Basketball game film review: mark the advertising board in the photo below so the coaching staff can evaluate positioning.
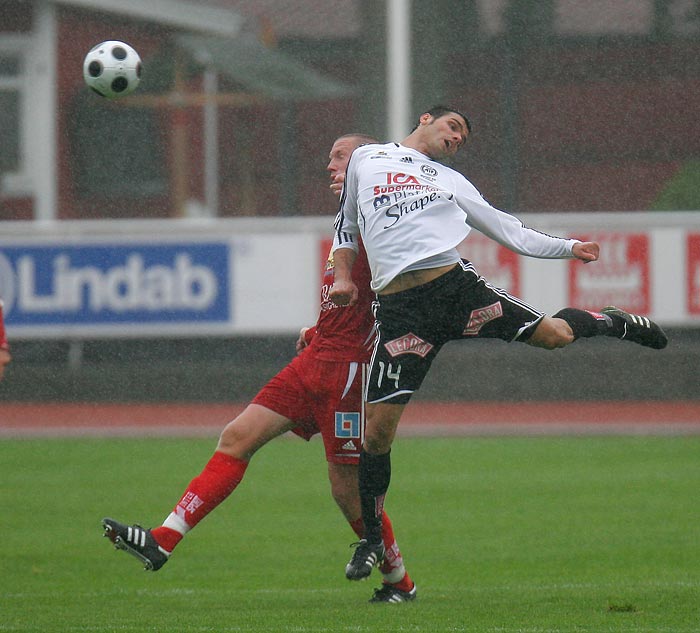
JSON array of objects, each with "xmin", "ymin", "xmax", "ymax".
[{"xmin": 1, "ymin": 213, "xmax": 699, "ymax": 338}]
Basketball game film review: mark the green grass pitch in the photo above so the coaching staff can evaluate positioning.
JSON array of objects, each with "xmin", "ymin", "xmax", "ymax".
[{"xmin": 2, "ymin": 435, "xmax": 700, "ymax": 632}]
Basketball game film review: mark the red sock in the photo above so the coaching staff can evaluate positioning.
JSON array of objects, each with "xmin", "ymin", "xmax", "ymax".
[
  {"xmin": 151, "ymin": 526, "xmax": 183, "ymax": 553},
  {"xmin": 152, "ymin": 451, "xmax": 248, "ymax": 551},
  {"xmin": 176, "ymin": 451, "xmax": 248, "ymax": 527},
  {"xmin": 349, "ymin": 513, "xmax": 413, "ymax": 589},
  {"xmin": 379, "ymin": 513, "xmax": 399, "ymax": 567}
]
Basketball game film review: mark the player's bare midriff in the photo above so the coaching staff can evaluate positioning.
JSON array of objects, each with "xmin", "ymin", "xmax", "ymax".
[{"xmin": 380, "ymin": 263, "xmax": 458, "ymax": 295}]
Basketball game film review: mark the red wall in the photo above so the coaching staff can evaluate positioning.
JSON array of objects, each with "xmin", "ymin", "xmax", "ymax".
[{"xmin": 449, "ymin": 42, "xmax": 700, "ymax": 212}]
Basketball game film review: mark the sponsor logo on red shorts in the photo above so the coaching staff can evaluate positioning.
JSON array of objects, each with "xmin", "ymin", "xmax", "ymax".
[
  {"xmin": 463, "ymin": 301, "xmax": 503, "ymax": 336},
  {"xmin": 384, "ymin": 333, "xmax": 434, "ymax": 358},
  {"xmin": 335, "ymin": 412, "xmax": 361, "ymax": 438}
]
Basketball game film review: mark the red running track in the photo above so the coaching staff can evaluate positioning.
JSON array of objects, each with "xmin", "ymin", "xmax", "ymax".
[{"xmin": 1, "ymin": 401, "xmax": 700, "ymax": 437}]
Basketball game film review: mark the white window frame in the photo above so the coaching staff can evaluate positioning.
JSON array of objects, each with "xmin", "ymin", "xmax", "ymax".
[{"xmin": 0, "ymin": 35, "xmax": 33, "ymax": 198}]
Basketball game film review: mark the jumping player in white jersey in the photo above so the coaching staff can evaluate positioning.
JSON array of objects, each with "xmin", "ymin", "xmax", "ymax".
[{"xmin": 330, "ymin": 105, "xmax": 668, "ymax": 581}]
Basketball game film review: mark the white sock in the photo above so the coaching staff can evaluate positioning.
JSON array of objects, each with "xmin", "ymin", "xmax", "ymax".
[
  {"xmin": 382, "ymin": 563, "xmax": 406, "ymax": 584},
  {"xmin": 162, "ymin": 511, "xmax": 191, "ymax": 535}
]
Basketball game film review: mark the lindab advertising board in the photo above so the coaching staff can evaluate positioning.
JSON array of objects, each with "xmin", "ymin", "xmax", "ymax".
[
  {"xmin": 0, "ymin": 239, "xmax": 231, "ymax": 337},
  {"xmin": 0, "ymin": 224, "xmax": 319, "ymax": 338}
]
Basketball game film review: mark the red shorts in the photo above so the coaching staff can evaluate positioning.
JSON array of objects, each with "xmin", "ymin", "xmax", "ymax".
[{"xmin": 252, "ymin": 350, "xmax": 366, "ymax": 464}]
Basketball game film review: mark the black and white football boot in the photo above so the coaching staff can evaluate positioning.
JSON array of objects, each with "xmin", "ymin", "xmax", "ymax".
[
  {"xmin": 345, "ymin": 539, "xmax": 385, "ymax": 581},
  {"xmin": 369, "ymin": 583, "xmax": 417, "ymax": 603},
  {"xmin": 601, "ymin": 306, "xmax": 668, "ymax": 350},
  {"xmin": 102, "ymin": 517, "xmax": 170, "ymax": 571}
]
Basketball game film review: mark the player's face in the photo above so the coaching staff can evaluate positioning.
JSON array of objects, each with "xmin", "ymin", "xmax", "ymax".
[
  {"xmin": 327, "ymin": 137, "xmax": 359, "ymax": 177},
  {"xmin": 421, "ymin": 112, "xmax": 469, "ymax": 159},
  {"xmin": 327, "ymin": 137, "xmax": 362, "ymax": 196},
  {"xmin": 0, "ymin": 348, "xmax": 11, "ymax": 381}
]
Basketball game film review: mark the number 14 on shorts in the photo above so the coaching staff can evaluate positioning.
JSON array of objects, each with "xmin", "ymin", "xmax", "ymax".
[{"xmin": 377, "ymin": 361, "xmax": 401, "ymax": 389}]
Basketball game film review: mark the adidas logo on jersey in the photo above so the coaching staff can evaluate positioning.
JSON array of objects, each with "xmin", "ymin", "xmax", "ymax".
[
  {"xmin": 400, "ymin": 156, "xmax": 413, "ymax": 164},
  {"xmin": 341, "ymin": 440, "xmax": 357, "ymax": 451}
]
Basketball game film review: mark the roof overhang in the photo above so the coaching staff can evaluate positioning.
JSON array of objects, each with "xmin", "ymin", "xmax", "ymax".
[
  {"xmin": 176, "ymin": 33, "xmax": 354, "ymax": 101},
  {"xmin": 55, "ymin": 0, "xmax": 244, "ymax": 37}
]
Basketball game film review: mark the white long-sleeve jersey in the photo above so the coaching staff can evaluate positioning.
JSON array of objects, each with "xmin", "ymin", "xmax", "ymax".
[{"xmin": 333, "ymin": 142, "xmax": 579, "ymax": 292}]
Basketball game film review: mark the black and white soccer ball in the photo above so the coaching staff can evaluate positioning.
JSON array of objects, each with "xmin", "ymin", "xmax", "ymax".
[{"xmin": 83, "ymin": 40, "xmax": 142, "ymax": 99}]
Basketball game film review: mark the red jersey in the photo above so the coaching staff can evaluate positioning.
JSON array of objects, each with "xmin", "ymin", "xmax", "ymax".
[
  {"xmin": 0, "ymin": 301, "xmax": 8, "ymax": 350},
  {"xmin": 304, "ymin": 241, "xmax": 375, "ymax": 362},
  {"xmin": 253, "ymin": 242, "xmax": 375, "ymax": 463}
]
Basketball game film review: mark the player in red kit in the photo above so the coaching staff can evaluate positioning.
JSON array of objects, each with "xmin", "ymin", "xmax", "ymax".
[
  {"xmin": 102, "ymin": 134, "xmax": 416, "ymax": 604},
  {"xmin": 0, "ymin": 300, "xmax": 11, "ymax": 381}
]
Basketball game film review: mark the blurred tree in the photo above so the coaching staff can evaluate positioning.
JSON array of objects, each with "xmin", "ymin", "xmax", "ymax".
[
  {"xmin": 500, "ymin": 0, "xmax": 554, "ymax": 209},
  {"xmin": 356, "ymin": 0, "xmax": 388, "ymax": 139},
  {"xmin": 651, "ymin": 161, "xmax": 700, "ymax": 210},
  {"xmin": 503, "ymin": 0, "xmax": 555, "ymax": 49},
  {"xmin": 356, "ymin": 0, "xmax": 480, "ymax": 140},
  {"xmin": 412, "ymin": 0, "xmax": 480, "ymax": 113}
]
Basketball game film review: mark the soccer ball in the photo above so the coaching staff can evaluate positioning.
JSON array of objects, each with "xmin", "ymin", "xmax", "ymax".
[{"xmin": 83, "ymin": 40, "xmax": 142, "ymax": 99}]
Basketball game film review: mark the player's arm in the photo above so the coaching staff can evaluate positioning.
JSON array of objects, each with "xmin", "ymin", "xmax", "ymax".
[
  {"xmin": 0, "ymin": 300, "xmax": 11, "ymax": 381},
  {"xmin": 330, "ymin": 199, "xmax": 359, "ymax": 307},
  {"xmin": 455, "ymin": 183, "xmax": 598, "ymax": 261},
  {"xmin": 571, "ymin": 241, "xmax": 599, "ymax": 263},
  {"xmin": 329, "ymin": 153, "xmax": 361, "ymax": 306},
  {"xmin": 0, "ymin": 348, "xmax": 10, "ymax": 381},
  {"xmin": 329, "ymin": 246, "xmax": 358, "ymax": 306}
]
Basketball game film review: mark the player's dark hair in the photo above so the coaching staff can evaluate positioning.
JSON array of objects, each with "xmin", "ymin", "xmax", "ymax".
[{"xmin": 413, "ymin": 105, "xmax": 472, "ymax": 133}]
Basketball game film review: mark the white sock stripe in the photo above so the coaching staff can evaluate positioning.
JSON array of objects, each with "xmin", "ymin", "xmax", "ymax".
[
  {"xmin": 381, "ymin": 563, "xmax": 406, "ymax": 584},
  {"xmin": 163, "ymin": 511, "xmax": 190, "ymax": 535}
]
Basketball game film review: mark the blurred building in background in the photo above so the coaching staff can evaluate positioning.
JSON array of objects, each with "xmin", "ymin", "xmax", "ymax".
[{"xmin": 1, "ymin": 0, "xmax": 700, "ymax": 222}]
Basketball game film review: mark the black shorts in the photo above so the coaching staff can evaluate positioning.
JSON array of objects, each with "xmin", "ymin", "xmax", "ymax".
[{"xmin": 366, "ymin": 260, "xmax": 544, "ymax": 404}]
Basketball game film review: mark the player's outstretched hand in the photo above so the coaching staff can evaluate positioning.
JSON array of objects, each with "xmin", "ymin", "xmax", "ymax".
[
  {"xmin": 572, "ymin": 241, "xmax": 599, "ymax": 263},
  {"xmin": 329, "ymin": 280, "xmax": 358, "ymax": 307}
]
